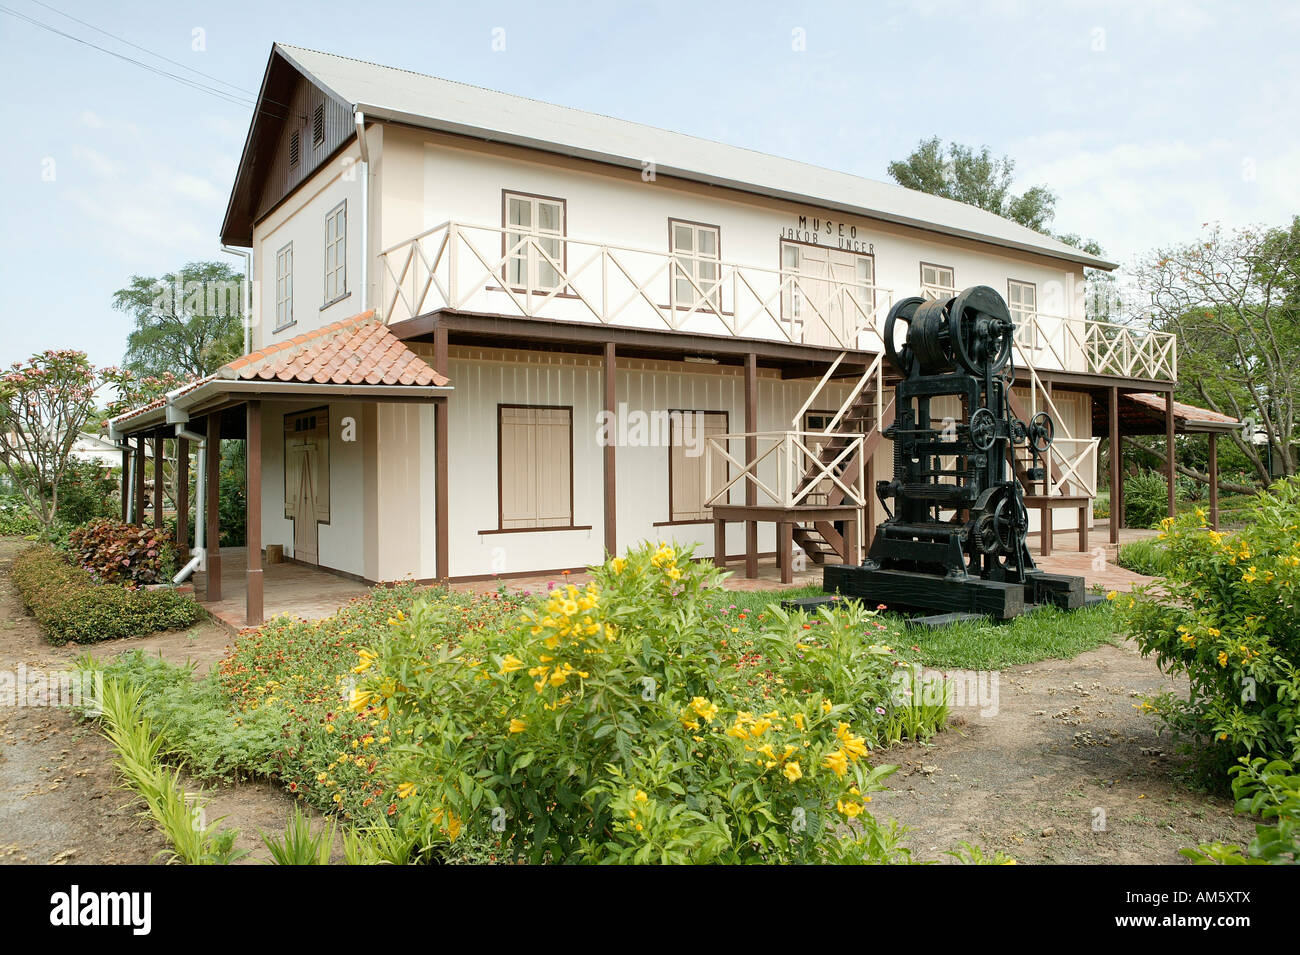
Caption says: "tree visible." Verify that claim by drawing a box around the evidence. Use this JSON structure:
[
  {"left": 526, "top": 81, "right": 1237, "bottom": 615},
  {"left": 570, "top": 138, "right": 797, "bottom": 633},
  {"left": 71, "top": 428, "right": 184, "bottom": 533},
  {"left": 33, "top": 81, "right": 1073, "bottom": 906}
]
[
  {"left": 112, "top": 261, "right": 245, "bottom": 378},
  {"left": 887, "top": 137, "right": 1059, "bottom": 230},
  {"left": 0, "top": 350, "right": 102, "bottom": 534},
  {"left": 1133, "top": 219, "right": 1300, "bottom": 483}
]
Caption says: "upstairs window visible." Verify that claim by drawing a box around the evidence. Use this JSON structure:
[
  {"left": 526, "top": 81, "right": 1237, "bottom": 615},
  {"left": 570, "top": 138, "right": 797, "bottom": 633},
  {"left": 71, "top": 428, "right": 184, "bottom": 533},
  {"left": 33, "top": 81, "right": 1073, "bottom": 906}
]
[
  {"left": 275, "top": 242, "right": 294, "bottom": 331},
  {"left": 1008, "top": 279, "right": 1038, "bottom": 347},
  {"left": 504, "top": 192, "right": 565, "bottom": 292},
  {"left": 670, "top": 220, "right": 721, "bottom": 311},
  {"left": 920, "top": 262, "right": 955, "bottom": 300},
  {"left": 324, "top": 201, "right": 347, "bottom": 304}
]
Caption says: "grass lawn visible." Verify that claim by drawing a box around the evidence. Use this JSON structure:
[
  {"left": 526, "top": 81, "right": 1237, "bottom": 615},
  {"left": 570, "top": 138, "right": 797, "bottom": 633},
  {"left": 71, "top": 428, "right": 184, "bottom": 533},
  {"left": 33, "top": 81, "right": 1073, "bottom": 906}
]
[{"left": 723, "top": 585, "right": 1121, "bottom": 670}]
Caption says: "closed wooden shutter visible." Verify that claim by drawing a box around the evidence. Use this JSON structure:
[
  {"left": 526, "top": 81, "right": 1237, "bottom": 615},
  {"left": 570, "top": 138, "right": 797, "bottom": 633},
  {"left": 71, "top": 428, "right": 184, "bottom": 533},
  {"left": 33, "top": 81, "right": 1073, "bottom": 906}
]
[
  {"left": 670, "top": 411, "right": 727, "bottom": 521},
  {"left": 500, "top": 406, "right": 572, "bottom": 528}
]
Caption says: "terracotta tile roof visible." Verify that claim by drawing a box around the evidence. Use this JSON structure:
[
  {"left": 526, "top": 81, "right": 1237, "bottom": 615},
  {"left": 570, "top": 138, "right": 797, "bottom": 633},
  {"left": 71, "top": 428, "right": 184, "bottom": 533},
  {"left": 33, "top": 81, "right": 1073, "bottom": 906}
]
[
  {"left": 110, "top": 312, "right": 448, "bottom": 431},
  {"left": 1128, "top": 393, "right": 1241, "bottom": 427},
  {"left": 223, "top": 311, "right": 449, "bottom": 386}
]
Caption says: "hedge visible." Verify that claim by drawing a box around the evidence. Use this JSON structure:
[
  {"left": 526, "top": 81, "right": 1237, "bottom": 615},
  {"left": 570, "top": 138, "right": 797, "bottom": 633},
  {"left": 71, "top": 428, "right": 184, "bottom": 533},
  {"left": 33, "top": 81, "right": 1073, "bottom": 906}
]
[{"left": 11, "top": 545, "right": 206, "bottom": 645}]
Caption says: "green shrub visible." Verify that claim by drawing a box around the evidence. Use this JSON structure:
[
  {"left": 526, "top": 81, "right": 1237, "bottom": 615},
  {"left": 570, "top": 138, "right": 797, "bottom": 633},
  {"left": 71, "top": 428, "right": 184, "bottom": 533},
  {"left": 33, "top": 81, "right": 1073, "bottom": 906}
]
[
  {"left": 1182, "top": 757, "right": 1300, "bottom": 864},
  {"left": 1116, "top": 537, "right": 1172, "bottom": 577},
  {"left": 1115, "top": 480, "right": 1300, "bottom": 780},
  {"left": 12, "top": 545, "right": 204, "bottom": 645},
  {"left": 0, "top": 496, "right": 42, "bottom": 536},
  {"left": 353, "top": 543, "right": 920, "bottom": 864},
  {"left": 1092, "top": 491, "right": 1110, "bottom": 520},
  {"left": 55, "top": 460, "right": 120, "bottom": 526},
  {"left": 1124, "top": 468, "right": 1179, "bottom": 529}
]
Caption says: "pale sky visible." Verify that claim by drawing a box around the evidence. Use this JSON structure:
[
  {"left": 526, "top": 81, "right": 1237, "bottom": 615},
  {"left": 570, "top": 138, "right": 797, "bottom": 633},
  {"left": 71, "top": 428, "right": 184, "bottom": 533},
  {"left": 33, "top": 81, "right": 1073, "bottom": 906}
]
[{"left": 1, "top": 0, "right": 1296, "bottom": 369}]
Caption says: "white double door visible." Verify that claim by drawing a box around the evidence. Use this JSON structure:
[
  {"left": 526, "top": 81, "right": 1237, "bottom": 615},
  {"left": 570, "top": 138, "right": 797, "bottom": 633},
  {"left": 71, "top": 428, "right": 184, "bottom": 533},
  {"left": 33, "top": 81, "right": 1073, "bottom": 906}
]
[{"left": 787, "top": 244, "right": 872, "bottom": 347}]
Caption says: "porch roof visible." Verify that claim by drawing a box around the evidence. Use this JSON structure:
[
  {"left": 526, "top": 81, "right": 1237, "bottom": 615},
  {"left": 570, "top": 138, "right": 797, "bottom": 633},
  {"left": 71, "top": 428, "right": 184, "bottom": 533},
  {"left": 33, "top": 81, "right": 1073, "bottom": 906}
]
[
  {"left": 1122, "top": 393, "right": 1244, "bottom": 435},
  {"left": 107, "top": 311, "right": 451, "bottom": 438}
]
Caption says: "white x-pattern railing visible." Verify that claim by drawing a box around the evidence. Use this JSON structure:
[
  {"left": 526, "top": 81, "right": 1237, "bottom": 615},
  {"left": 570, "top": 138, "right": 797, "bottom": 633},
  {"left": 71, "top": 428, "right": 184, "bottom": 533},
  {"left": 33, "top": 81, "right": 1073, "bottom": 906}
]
[{"left": 704, "top": 430, "right": 867, "bottom": 510}]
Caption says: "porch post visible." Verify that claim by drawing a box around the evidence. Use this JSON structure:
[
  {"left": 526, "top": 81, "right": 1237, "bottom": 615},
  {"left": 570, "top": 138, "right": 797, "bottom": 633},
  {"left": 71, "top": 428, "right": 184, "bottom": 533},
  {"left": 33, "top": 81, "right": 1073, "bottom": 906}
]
[
  {"left": 1165, "top": 391, "right": 1177, "bottom": 518},
  {"left": 245, "top": 400, "right": 263, "bottom": 626},
  {"left": 119, "top": 445, "right": 129, "bottom": 521},
  {"left": 176, "top": 436, "right": 189, "bottom": 550},
  {"left": 133, "top": 438, "right": 145, "bottom": 526},
  {"left": 434, "top": 325, "right": 450, "bottom": 581},
  {"left": 1108, "top": 387, "right": 1121, "bottom": 544},
  {"left": 205, "top": 412, "right": 222, "bottom": 602},
  {"left": 1208, "top": 432, "right": 1220, "bottom": 529},
  {"left": 744, "top": 352, "right": 758, "bottom": 579},
  {"left": 152, "top": 430, "right": 165, "bottom": 529},
  {"left": 603, "top": 341, "right": 617, "bottom": 559}
]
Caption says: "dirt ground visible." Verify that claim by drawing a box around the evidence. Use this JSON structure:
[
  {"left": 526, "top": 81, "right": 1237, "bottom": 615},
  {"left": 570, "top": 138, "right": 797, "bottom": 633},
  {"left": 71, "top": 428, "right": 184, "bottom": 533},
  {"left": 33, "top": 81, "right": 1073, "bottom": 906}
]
[
  {"left": 0, "top": 537, "right": 1257, "bottom": 865},
  {"left": 872, "top": 640, "right": 1256, "bottom": 863},
  {"left": 0, "top": 539, "right": 298, "bottom": 865}
]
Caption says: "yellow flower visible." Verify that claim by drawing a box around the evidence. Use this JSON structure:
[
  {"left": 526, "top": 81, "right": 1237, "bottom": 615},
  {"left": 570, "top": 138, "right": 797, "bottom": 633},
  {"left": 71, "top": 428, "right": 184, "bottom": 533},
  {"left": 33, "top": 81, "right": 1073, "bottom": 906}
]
[
  {"left": 1217, "top": 651, "right": 1229, "bottom": 667},
  {"left": 634, "top": 790, "right": 648, "bottom": 803},
  {"left": 823, "top": 750, "right": 848, "bottom": 777},
  {"left": 508, "top": 718, "right": 527, "bottom": 734},
  {"left": 821, "top": 700, "right": 833, "bottom": 714},
  {"left": 836, "top": 799, "right": 864, "bottom": 818},
  {"left": 689, "top": 696, "right": 719, "bottom": 723},
  {"left": 348, "top": 688, "right": 374, "bottom": 712},
  {"left": 610, "top": 556, "right": 627, "bottom": 574},
  {"left": 1106, "top": 590, "right": 1117, "bottom": 601},
  {"left": 499, "top": 653, "right": 525, "bottom": 674},
  {"left": 352, "top": 648, "right": 377, "bottom": 674},
  {"left": 783, "top": 761, "right": 803, "bottom": 782}
]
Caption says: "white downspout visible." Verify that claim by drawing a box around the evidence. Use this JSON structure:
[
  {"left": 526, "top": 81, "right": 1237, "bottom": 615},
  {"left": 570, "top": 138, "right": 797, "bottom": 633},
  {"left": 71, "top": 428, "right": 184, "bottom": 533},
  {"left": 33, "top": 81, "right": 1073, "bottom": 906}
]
[
  {"left": 354, "top": 110, "right": 369, "bottom": 311},
  {"left": 222, "top": 246, "right": 253, "bottom": 354},
  {"left": 172, "top": 424, "right": 207, "bottom": 585}
]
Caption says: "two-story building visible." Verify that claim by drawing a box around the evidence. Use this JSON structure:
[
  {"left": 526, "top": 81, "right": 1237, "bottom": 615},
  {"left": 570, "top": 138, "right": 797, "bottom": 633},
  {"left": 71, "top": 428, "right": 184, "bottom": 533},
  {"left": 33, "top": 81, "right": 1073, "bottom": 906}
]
[{"left": 110, "top": 43, "right": 1198, "bottom": 626}]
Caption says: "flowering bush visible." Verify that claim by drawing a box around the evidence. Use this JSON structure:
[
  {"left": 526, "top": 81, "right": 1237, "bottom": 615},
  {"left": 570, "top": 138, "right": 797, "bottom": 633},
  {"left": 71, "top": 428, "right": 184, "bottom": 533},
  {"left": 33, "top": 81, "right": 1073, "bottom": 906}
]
[
  {"left": 217, "top": 583, "right": 527, "bottom": 824},
  {"left": 354, "top": 543, "right": 920, "bottom": 864},
  {"left": 1115, "top": 479, "right": 1300, "bottom": 778},
  {"left": 68, "top": 518, "right": 176, "bottom": 585}
]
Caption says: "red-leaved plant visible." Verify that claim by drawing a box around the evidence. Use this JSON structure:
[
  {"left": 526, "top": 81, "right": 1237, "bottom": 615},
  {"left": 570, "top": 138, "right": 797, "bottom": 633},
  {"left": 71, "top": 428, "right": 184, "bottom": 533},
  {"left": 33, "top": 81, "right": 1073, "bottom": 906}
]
[{"left": 67, "top": 518, "right": 177, "bottom": 585}]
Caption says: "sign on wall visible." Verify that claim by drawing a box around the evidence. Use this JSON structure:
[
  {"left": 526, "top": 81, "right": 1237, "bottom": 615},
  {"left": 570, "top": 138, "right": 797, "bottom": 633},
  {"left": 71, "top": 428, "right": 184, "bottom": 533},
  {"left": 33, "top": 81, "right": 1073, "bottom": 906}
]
[{"left": 780, "top": 214, "right": 874, "bottom": 254}]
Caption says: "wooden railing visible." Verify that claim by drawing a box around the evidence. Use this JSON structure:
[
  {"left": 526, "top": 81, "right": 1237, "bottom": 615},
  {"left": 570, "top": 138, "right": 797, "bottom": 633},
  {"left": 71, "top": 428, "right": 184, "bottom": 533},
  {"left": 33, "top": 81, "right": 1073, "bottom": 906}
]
[
  {"left": 704, "top": 431, "right": 867, "bottom": 510},
  {"left": 378, "top": 221, "right": 1176, "bottom": 382}
]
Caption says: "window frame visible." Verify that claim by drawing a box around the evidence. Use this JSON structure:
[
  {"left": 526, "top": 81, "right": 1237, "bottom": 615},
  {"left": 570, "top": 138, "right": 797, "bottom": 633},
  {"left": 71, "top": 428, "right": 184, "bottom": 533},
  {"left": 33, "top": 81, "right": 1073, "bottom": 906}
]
[
  {"left": 668, "top": 218, "right": 722, "bottom": 312},
  {"left": 323, "top": 200, "right": 348, "bottom": 307},
  {"left": 274, "top": 241, "right": 294, "bottom": 332},
  {"left": 920, "top": 262, "right": 956, "bottom": 301},
  {"left": 494, "top": 403, "right": 577, "bottom": 532},
  {"left": 1007, "top": 278, "right": 1038, "bottom": 348},
  {"left": 667, "top": 408, "right": 729, "bottom": 523},
  {"left": 500, "top": 190, "right": 568, "bottom": 295}
]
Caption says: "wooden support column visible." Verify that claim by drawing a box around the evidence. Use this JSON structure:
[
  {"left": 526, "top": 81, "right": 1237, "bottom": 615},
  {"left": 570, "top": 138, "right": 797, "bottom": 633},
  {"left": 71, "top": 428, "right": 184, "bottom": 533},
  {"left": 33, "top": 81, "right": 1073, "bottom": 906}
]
[
  {"left": 713, "top": 519, "right": 727, "bottom": 569},
  {"left": 433, "top": 325, "right": 450, "bottom": 582},
  {"left": 133, "top": 438, "right": 145, "bottom": 526},
  {"left": 245, "top": 401, "right": 263, "bottom": 627},
  {"left": 744, "top": 353, "right": 758, "bottom": 579},
  {"left": 1108, "top": 386, "right": 1121, "bottom": 544},
  {"left": 176, "top": 436, "right": 189, "bottom": 551},
  {"left": 777, "top": 521, "right": 793, "bottom": 584},
  {"left": 1165, "top": 391, "right": 1177, "bottom": 518},
  {"left": 863, "top": 457, "right": 875, "bottom": 554},
  {"left": 119, "top": 445, "right": 130, "bottom": 521},
  {"left": 205, "top": 413, "right": 222, "bottom": 602},
  {"left": 152, "top": 430, "right": 165, "bottom": 528},
  {"left": 603, "top": 341, "right": 617, "bottom": 558},
  {"left": 1208, "top": 432, "right": 1220, "bottom": 529}
]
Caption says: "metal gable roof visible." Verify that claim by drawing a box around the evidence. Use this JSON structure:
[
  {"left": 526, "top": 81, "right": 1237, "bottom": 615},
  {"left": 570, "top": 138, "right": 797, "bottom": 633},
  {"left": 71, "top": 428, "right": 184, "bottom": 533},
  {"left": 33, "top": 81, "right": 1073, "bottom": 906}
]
[{"left": 264, "top": 43, "right": 1114, "bottom": 271}]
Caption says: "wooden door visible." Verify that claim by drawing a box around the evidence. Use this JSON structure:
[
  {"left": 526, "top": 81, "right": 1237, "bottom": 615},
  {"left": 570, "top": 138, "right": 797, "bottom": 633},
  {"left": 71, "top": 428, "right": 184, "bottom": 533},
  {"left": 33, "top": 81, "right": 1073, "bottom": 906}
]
[{"left": 290, "top": 444, "right": 319, "bottom": 565}]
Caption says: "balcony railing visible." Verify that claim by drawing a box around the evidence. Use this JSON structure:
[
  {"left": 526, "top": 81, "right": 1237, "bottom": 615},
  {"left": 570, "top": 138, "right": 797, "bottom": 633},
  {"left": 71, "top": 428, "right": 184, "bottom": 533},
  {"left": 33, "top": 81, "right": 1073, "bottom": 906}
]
[
  {"left": 704, "top": 431, "right": 868, "bottom": 509},
  {"left": 378, "top": 220, "right": 1176, "bottom": 382}
]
